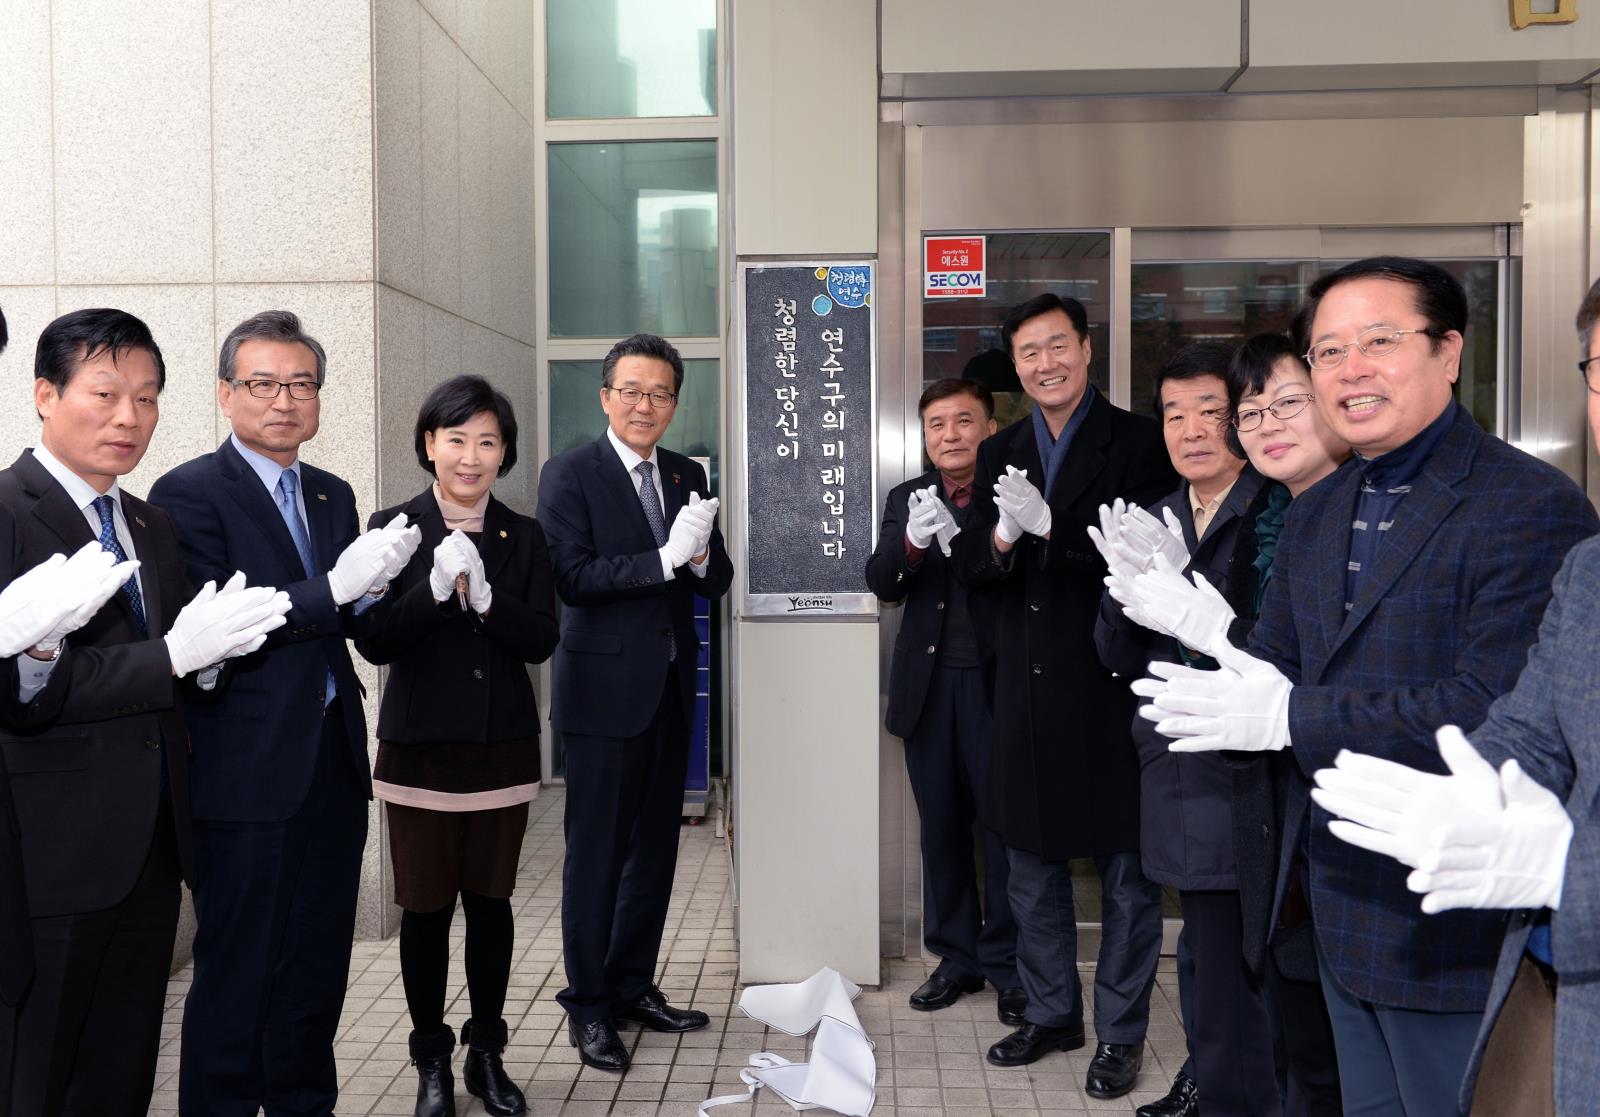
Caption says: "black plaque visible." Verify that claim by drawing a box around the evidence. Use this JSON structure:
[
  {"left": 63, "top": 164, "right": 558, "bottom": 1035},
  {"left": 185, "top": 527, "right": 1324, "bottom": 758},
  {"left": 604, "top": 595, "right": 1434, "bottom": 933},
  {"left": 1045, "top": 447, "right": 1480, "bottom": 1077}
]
[{"left": 741, "top": 263, "right": 875, "bottom": 614}]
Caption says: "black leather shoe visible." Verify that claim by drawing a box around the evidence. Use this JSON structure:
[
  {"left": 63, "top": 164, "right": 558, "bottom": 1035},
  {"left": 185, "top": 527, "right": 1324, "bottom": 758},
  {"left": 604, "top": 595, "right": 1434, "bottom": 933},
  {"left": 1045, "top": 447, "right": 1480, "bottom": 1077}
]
[
  {"left": 996, "top": 986, "right": 1027, "bottom": 1026},
  {"left": 985, "top": 1022, "right": 1086, "bottom": 1067},
  {"left": 908, "top": 970, "right": 985, "bottom": 1011},
  {"left": 408, "top": 1026, "right": 457, "bottom": 1117},
  {"left": 1135, "top": 1069, "right": 1197, "bottom": 1117},
  {"left": 1085, "top": 1041, "right": 1144, "bottom": 1099},
  {"left": 462, "top": 1019, "right": 526, "bottom": 1116},
  {"left": 568, "top": 1018, "right": 630, "bottom": 1072},
  {"left": 615, "top": 985, "right": 710, "bottom": 1032}
]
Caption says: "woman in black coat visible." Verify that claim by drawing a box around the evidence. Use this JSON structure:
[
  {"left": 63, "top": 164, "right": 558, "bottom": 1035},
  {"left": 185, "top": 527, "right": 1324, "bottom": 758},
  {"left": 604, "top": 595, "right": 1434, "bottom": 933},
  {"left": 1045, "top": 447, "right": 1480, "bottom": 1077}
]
[{"left": 355, "top": 375, "right": 558, "bottom": 1117}]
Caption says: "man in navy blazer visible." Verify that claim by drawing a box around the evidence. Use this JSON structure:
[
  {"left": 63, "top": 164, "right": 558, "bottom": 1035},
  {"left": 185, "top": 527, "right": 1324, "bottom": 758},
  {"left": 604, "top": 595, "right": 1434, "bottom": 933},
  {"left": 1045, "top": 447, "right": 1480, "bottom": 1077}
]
[
  {"left": 1137, "top": 258, "right": 1598, "bottom": 1114},
  {"left": 149, "top": 311, "right": 420, "bottom": 1117},
  {"left": 536, "top": 333, "right": 733, "bottom": 1072},
  {"left": 864, "top": 377, "right": 1022, "bottom": 1023}
]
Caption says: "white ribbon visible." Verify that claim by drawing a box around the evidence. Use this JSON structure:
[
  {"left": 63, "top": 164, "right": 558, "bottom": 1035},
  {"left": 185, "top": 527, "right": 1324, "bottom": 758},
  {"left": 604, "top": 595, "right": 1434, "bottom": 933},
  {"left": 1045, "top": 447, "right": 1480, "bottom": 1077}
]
[{"left": 698, "top": 966, "right": 876, "bottom": 1116}]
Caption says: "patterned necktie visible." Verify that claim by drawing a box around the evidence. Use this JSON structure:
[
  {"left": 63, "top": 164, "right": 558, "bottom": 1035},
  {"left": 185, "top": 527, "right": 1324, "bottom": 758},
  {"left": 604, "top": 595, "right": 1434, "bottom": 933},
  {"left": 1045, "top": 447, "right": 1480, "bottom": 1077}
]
[
  {"left": 277, "top": 470, "right": 336, "bottom": 703},
  {"left": 634, "top": 461, "right": 676, "bottom": 662},
  {"left": 92, "top": 495, "right": 146, "bottom": 633}
]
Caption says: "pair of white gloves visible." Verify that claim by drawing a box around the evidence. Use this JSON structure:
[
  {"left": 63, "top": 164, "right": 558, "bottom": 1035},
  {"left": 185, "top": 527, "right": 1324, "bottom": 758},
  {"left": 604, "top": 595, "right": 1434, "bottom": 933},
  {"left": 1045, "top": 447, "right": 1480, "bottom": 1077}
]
[
  {"left": 0, "top": 540, "right": 294, "bottom": 678},
  {"left": 663, "top": 493, "right": 720, "bottom": 569},
  {"left": 992, "top": 466, "right": 1051, "bottom": 544},
  {"left": 1090, "top": 497, "right": 1572, "bottom": 915},
  {"left": 428, "top": 530, "right": 492, "bottom": 614},
  {"left": 904, "top": 486, "right": 960, "bottom": 557}
]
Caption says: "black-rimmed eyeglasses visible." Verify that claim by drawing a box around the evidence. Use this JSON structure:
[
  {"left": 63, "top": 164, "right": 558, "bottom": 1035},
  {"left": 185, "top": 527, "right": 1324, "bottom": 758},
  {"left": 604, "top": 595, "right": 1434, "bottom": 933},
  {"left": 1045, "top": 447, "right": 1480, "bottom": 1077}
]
[
  {"left": 1579, "top": 357, "right": 1600, "bottom": 394},
  {"left": 606, "top": 386, "right": 678, "bottom": 409},
  {"left": 230, "top": 378, "right": 321, "bottom": 400},
  {"left": 1232, "top": 394, "right": 1315, "bottom": 432}
]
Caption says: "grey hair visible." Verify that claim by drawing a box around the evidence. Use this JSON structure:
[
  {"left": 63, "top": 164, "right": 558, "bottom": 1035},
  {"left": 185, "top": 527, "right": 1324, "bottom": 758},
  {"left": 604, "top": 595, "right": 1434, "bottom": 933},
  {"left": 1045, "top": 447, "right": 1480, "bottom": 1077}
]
[{"left": 217, "top": 310, "right": 328, "bottom": 384}]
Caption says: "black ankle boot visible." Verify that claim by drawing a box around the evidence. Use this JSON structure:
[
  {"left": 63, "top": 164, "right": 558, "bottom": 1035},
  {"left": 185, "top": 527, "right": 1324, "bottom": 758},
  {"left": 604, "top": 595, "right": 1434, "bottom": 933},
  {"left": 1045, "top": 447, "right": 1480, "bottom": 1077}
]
[
  {"left": 408, "top": 1026, "right": 457, "bottom": 1117},
  {"left": 462, "top": 1018, "right": 526, "bottom": 1116}
]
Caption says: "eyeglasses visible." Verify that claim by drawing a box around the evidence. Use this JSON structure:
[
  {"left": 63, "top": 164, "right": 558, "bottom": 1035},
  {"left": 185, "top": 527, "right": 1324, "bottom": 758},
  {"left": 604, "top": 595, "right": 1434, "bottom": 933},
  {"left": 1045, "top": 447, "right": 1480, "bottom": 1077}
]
[
  {"left": 606, "top": 386, "right": 678, "bottom": 409},
  {"left": 1304, "top": 327, "right": 1432, "bottom": 371},
  {"left": 1580, "top": 357, "right": 1600, "bottom": 394},
  {"left": 230, "top": 378, "right": 321, "bottom": 400},
  {"left": 1232, "top": 394, "right": 1315, "bottom": 432}
]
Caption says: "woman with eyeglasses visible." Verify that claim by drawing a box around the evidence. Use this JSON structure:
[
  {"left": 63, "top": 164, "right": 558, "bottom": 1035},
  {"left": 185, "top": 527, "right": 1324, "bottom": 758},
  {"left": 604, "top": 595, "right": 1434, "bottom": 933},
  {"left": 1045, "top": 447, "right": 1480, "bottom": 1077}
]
[
  {"left": 355, "top": 375, "right": 558, "bottom": 1117},
  {"left": 1107, "top": 331, "right": 1350, "bottom": 1117}
]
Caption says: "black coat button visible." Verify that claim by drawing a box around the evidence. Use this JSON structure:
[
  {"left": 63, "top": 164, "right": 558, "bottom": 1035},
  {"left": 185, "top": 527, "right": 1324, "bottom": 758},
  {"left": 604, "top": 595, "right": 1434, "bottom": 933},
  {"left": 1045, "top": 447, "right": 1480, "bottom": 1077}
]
[
  {"left": 1029, "top": 603, "right": 1040, "bottom": 612},
  {"left": 145, "top": 739, "right": 159, "bottom": 751},
  {"left": 926, "top": 645, "right": 936, "bottom": 654},
  {"left": 473, "top": 668, "right": 484, "bottom": 680},
  {"left": 1031, "top": 664, "right": 1042, "bottom": 675},
  {"left": 936, "top": 601, "right": 945, "bottom": 611}
]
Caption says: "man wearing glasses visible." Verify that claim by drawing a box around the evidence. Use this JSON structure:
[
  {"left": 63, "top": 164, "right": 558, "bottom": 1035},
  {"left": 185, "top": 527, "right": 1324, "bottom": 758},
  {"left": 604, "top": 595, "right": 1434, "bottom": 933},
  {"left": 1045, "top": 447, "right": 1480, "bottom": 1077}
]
[
  {"left": 536, "top": 332, "right": 733, "bottom": 1072},
  {"left": 1135, "top": 258, "right": 1597, "bottom": 1113},
  {"left": 149, "top": 310, "right": 421, "bottom": 1116}
]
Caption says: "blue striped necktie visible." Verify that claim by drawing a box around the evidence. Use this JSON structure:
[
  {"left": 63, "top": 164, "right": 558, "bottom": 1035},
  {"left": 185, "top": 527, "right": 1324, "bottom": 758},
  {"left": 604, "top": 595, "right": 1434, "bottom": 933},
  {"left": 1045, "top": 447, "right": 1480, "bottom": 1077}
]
[
  {"left": 276, "top": 470, "right": 335, "bottom": 703},
  {"left": 92, "top": 495, "right": 145, "bottom": 633}
]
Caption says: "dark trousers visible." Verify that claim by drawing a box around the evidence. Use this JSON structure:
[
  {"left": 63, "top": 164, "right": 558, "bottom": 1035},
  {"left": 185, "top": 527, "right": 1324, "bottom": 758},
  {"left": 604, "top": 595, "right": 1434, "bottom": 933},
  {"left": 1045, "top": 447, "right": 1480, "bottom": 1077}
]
[
  {"left": 558, "top": 676, "right": 689, "bottom": 1024},
  {"left": 180, "top": 708, "right": 368, "bottom": 1117},
  {"left": 1317, "top": 952, "right": 1483, "bottom": 1117},
  {"left": 1176, "top": 889, "right": 1281, "bottom": 1117},
  {"left": 1006, "top": 847, "right": 1161, "bottom": 1042},
  {"left": 1265, "top": 949, "right": 1343, "bottom": 1117},
  {"left": 903, "top": 664, "right": 1017, "bottom": 989},
  {"left": 0, "top": 799, "right": 180, "bottom": 1117}
]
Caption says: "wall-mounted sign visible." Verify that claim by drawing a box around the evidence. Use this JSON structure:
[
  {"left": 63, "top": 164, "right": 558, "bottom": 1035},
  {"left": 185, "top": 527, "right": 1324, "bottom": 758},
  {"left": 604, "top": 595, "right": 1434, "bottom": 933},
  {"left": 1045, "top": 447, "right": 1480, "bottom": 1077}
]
[
  {"left": 924, "top": 235, "right": 986, "bottom": 299},
  {"left": 739, "top": 262, "right": 876, "bottom": 618},
  {"left": 1511, "top": 0, "right": 1576, "bottom": 27}
]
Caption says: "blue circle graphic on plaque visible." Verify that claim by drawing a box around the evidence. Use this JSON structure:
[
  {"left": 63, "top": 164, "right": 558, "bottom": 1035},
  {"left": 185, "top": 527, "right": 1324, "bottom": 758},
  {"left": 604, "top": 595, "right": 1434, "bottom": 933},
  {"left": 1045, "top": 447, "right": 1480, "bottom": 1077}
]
[{"left": 812, "top": 294, "right": 833, "bottom": 316}]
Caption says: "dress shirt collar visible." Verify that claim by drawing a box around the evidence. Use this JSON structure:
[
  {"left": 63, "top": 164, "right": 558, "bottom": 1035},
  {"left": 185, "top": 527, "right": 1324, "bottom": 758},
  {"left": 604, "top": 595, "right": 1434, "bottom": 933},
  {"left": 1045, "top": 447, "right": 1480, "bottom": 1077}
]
[
  {"left": 230, "top": 432, "right": 302, "bottom": 494},
  {"left": 1190, "top": 476, "right": 1239, "bottom": 538},
  {"left": 937, "top": 472, "right": 974, "bottom": 508},
  {"left": 605, "top": 427, "right": 661, "bottom": 477},
  {"left": 31, "top": 443, "right": 123, "bottom": 512}
]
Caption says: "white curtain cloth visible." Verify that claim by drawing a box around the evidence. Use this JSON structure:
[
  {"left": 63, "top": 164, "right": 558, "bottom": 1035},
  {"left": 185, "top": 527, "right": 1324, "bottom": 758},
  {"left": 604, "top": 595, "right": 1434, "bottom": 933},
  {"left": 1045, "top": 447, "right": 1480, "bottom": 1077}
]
[{"left": 698, "top": 966, "right": 876, "bottom": 1116}]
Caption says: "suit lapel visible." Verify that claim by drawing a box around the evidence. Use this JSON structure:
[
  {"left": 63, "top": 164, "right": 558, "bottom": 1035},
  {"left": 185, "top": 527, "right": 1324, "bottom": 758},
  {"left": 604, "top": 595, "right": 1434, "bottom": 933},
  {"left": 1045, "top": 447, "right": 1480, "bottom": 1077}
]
[
  {"left": 299, "top": 466, "right": 337, "bottom": 577},
  {"left": 593, "top": 435, "right": 658, "bottom": 547},
  {"left": 658, "top": 452, "right": 686, "bottom": 524},
  {"left": 217, "top": 441, "right": 314, "bottom": 581},
  {"left": 479, "top": 496, "right": 515, "bottom": 583},
  {"left": 1305, "top": 464, "right": 1361, "bottom": 668},
  {"left": 1192, "top": 466, "right": 1265, "bottom": 563},
  {"left": 121, "top": 495, "right": 164, "bottom": 635},
  {"left": 1040, "top": 395, "right": 1111, "bottom": 516}
]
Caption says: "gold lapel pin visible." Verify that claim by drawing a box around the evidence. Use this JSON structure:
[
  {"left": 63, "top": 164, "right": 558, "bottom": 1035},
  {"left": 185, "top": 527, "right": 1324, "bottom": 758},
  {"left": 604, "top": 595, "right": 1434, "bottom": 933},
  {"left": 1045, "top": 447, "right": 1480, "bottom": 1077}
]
[
  {"left": 317, "top": 492, "right": 328, "bottom": 501},
  {"left": 499, "top": 530, "right": 508, "bottom": 538}
]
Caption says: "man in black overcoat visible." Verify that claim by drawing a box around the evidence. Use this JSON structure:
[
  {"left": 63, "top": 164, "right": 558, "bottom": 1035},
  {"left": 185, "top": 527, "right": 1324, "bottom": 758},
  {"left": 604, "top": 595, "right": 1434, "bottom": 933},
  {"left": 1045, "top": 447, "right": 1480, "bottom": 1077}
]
[{"left": 951, "top": 294, "right": 1177, "bottom": 1099}]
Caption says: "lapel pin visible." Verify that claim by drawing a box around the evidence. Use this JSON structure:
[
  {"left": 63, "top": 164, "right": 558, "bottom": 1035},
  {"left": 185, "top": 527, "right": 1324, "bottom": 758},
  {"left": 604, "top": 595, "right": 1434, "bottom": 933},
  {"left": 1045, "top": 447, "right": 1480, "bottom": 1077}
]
[
  {"left": 499, "top": 530, "right": 508, "bottom": 538},
  {"left": 672, "top": 473, "right": 681, "bottom": 485},
  {"left": 317, "top": 492, "right": 328, "bottom": 501},
  {"left": 134, "top": 515, "right": 146, "bottom": 528}
]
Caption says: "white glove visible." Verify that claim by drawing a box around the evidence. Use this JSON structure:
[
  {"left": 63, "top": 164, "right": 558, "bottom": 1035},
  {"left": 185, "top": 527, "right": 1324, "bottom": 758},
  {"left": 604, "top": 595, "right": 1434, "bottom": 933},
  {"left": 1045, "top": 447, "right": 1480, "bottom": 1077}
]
[
  {"left": 664, "top": 494, "right": 717, "bottom": 568},
  {"left": 429, "top": 534, "right": 472, "bottom": 604},
  {"left": 0, "top": 542, "right": 141, "bottom": 656},
  {"left": 933, "top": 515, "right": 960, "bottom": 559},
  {"left": 994, "top": 466, "right": 1051, "bottom": 540},
  {"left": 1088, "top": 499, "right": 1143, "bottom": 585},
  {"left": 1119, "top": 552, "right": 1237, "bottom": 656},
  {"left": 452, "top": 530, "right": 492, "bottom": 615},
  {"left": 685, "top": 492, "right": 720, "bottom": 559},
  {"left": 1131, "top": 641, "right": 1293, "bottom": 752},
  {"left": 328, "top": 513, "right": 417, "bottom": 605},
  {"left": 165, "top": 575, "right": 291, "bottom": 677},
  {"left": 1114, "top": 504, "right": 1190, "bottom": 575},
  {"left": 905, "top": 486, "right": 944, "bottom": 550},
  {"left": 1314, "top": 726, "right": 1573, "bottom": 913}
]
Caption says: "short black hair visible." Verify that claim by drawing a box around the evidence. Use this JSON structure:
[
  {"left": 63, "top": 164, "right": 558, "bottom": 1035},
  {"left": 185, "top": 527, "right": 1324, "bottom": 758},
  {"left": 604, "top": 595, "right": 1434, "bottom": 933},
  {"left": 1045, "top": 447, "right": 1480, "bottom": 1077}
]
[
  {"left": 602, "top": 333, "right": 684, "bottom": 393},
  {"left": 0, "top": 304, "right": 9, "bottom": 356},
  {"left": 1577, "top": 277, "right": 1600, "bottom": 353},
  {"left": 1223, "top": 332, "right": 1304, "bottom": 456},
  {"left": 218, "top": 310, "right": 328, "bottom": 384},
  {"left": 414, "top": 374, "right": 519, "bottom": 478},
  {"left": 1000, "top": 293, "right": 1090, "bottom": 356},
  {"left": 34, "top": 307, "right": 166, "bottom": 393},
  {"left": 918, "top": 377, "right": 994, "bottom": 420},
  {"left": 1150, "top": 340, "right": 1236, "bottom": 419},
  {"left": 1303, "top": 256, "right": 1468, "bottom": 354}
]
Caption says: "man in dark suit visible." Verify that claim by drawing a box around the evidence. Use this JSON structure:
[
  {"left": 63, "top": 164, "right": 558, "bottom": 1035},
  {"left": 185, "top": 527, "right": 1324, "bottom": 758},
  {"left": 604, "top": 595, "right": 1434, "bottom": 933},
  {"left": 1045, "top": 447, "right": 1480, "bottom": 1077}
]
[
  {"left": 149, "top": 310, "right": 420, "bottom": 1117},
  {"left": 536, "top": 332, "right": 734, "bottom": 1072},
  {"left": 1138, "top": 258, "right": 1598, "bottom": 1114},
  {"left": 864, "top": 377, "right": 1022, "bottom": 1023},
  {"left": 950, "top": 294, "right": 1177, "bottom": 1098},
  {"left": 1094, "top": 342, "right": 1277, "bottom": 1117},
  {"left": 0, "top": 307, "right": 289, "bottom": 1117}
]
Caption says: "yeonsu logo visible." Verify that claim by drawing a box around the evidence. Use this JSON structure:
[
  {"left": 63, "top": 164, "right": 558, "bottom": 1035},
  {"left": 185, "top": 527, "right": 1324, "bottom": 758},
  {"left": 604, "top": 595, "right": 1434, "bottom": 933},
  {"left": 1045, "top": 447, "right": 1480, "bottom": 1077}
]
[{"left": 787, "top": 595, "right": 834, "bottom": 613}]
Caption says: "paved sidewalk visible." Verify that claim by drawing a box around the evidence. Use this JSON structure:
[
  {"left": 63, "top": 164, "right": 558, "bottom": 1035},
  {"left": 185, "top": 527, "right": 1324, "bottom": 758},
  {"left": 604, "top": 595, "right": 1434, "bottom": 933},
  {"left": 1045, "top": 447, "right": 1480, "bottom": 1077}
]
[{"left": 150, "top": 787, "right": 1185, "bottom": 1115}]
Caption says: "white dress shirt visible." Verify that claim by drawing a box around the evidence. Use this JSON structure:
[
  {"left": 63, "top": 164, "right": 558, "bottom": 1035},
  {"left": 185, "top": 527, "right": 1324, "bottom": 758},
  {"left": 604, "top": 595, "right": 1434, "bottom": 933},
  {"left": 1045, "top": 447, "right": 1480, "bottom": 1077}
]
[{"left": 605, "top": 428, "right": 709, "bottom": 582}]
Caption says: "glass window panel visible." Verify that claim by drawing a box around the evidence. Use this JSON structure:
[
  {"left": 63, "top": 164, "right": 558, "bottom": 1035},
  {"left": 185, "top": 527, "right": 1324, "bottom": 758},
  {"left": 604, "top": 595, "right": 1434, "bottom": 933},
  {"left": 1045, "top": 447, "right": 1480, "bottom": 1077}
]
[
  {"left": 545, "top": 358, "right": 721, "bottom": 776},
  {"left": 1129, "top": 258, "right": 1505, "bottom": 435},
  {"left": 548, "top": 0, "right": 716, "bottom": 119},
  {"left": 922, "top": 232, "right": 1111, "bottom": 433},
  {"left": 549, "top": 141, "right": 718, "bottom": 339}
]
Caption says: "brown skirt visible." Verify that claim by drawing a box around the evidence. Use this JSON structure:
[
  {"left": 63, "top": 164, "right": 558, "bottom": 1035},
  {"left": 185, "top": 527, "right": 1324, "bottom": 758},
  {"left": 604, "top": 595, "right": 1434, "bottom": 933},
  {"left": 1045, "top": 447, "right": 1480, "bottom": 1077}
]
[{"left": 386, "top": 799, "right": 529, "bottom": 912}]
